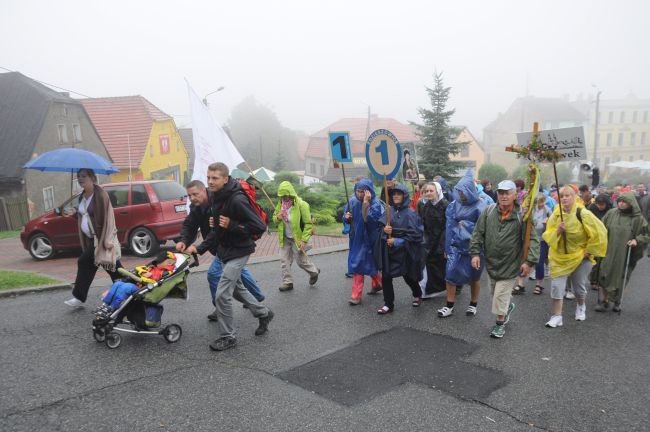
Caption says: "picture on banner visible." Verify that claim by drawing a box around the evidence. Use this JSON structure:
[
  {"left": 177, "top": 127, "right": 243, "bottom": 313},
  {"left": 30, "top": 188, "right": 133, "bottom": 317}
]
[{"left": 401, "top": 142, "right": 420, "bottom": 183}]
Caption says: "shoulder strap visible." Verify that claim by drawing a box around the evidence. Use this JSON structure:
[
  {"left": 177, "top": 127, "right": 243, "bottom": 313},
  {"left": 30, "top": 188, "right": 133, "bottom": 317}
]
[{"left": 576, "top": 207, "right": 583, "bottom": 224}]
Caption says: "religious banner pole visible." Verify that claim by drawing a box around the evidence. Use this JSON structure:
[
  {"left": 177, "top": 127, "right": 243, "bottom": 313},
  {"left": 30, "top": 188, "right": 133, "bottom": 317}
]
[{"left": 341, "top": 163, "right": 351, "bottom": 208}]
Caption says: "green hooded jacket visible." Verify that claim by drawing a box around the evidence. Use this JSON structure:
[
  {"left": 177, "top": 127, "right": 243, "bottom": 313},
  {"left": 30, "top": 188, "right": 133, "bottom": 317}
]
[
  {"left": 470, "top": 202, "right": 540, "bottom": 281},
  {"left": 598, "top": 192, "right": 650, "bottom": 292},
  {"left": 273, "top": 181, "right": 313, "bottom": 247}
]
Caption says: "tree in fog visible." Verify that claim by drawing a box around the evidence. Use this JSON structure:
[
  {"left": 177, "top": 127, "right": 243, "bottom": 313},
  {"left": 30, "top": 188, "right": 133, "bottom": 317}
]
[
  {"left": 227, "top": 96, "right": 300, "bottom": 170},
  {"left": 411, "top": 72, "right": 464, "bottom": 180}
]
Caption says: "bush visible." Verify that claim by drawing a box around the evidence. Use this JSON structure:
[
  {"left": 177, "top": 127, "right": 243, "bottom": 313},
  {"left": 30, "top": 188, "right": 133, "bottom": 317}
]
[{"left": 478, "top": 162, "right": 508, "bottom": 185}]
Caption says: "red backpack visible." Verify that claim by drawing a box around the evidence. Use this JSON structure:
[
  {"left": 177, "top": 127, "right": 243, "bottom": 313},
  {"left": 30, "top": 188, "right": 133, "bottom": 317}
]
[{"left": 236, "top": 179, "right": 267, "bottom": 239}]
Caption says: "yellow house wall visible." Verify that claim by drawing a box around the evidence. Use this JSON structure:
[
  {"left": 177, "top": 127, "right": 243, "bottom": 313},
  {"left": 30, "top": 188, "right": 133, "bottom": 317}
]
[
  {"left": 110, "top": 169, "right": 143, "bottom": 183},
  {"left": 451, "top": 129, "right": 485, "bottom": 171},
  {"left": 139, "top": 120, "right": 189, "bottom": 182}
]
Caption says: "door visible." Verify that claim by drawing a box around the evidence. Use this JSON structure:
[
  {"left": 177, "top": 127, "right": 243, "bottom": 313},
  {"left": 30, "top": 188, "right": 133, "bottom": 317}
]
[{"left": 103, "top": 185, "right": 131, "bottom": 243}]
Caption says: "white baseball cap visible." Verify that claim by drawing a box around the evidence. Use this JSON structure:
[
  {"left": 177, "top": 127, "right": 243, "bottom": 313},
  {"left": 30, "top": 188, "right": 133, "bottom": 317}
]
[{"left": 497, "top": 180, "right": 516, "bottom": 191}]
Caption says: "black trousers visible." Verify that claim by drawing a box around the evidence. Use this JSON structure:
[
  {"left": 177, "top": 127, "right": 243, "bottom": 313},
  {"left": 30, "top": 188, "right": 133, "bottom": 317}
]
[
  {"left": 425, "top": 252, "right": 447, "bottom": 295},
  {"left": 72, "top": 245, "right": 122, "bottom": 303},
  {"left": 382, "top": 273, "right": 422, "bottom": 309}
]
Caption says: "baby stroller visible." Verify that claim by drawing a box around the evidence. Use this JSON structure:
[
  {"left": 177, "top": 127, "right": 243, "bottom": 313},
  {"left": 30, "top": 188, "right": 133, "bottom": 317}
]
[{"left": 92, "top": 252, "right": 199, "bottom": 349}]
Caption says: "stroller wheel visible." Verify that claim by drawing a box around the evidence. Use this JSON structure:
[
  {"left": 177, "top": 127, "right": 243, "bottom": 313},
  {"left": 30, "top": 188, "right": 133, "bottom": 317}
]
[
  {"left": 93, "top": 328, "right": 106, "bottom": 343},
  {"left": 163, "top": 324, "right": 182, "bottom": 343},
  {"left": 105, "top": 332, "right": 122, "bottom": 349}
]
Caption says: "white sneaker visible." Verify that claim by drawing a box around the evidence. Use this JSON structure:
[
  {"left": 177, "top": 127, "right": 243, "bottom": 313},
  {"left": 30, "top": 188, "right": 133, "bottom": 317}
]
[
  {"left": 575, "top": 304, "right": 586, "bottom": 321},
  {"left": 465, "top": 305, "right": 477, "bottom": 316},
  {"left": 545, "top": 315, "right": 563, "bottom": 328},
  {"left": 437, "top": 306, "right": 454, "bottom": 317},
  {"left": 529, "top": 270, "right": 536, "bottom": 280},
  {"left": 565, "top": 291, "right": 576, "bottom": 300},
  {"left": 64, "top": 297, "right": 83, "bottom": 307}
]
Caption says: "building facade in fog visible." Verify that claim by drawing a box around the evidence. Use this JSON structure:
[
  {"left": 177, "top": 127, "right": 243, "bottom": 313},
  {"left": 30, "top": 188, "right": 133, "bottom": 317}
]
[
  {"left": 0, "top": 72, "right": 110, "bottom": 226},
  {"left": 82, "top": 96, "right": 188, "bottom": 184}
]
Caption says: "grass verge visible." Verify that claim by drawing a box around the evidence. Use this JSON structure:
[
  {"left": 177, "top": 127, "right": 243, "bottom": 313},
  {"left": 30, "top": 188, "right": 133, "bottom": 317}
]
[
  {"left": 0, "top": 269, "right": 60, "bottom": 291},
  {"left": 0, "top": 229, "right": 21, "bottom": 240}
]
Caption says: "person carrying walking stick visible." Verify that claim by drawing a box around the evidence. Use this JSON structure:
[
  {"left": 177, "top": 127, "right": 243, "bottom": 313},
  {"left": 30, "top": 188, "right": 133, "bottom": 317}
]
[{"left": 597, "top": 192, "right": 650, "bottom": 313}]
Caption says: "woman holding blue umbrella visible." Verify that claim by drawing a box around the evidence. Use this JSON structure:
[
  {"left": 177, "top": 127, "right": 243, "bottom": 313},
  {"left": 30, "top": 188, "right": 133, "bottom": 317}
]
[{"left": 64, "top": 168, "right": 122, "bottom": 307}]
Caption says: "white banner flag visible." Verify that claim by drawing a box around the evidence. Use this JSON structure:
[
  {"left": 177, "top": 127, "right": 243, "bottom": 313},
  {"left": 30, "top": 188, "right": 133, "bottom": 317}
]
[{"left": 186, "top": 80, "right": 245, "bottom": 181}]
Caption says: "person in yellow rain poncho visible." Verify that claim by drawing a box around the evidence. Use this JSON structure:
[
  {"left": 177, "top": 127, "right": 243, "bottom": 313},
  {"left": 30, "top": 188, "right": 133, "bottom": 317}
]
[{"left": 542, "top": 186, "right": 608, "bottom": 328}]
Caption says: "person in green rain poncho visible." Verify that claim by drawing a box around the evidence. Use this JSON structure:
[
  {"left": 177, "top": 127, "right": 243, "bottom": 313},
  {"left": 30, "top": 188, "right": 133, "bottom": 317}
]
[{"left": 597, "top": 192, "right": 650, "bottom": 313}]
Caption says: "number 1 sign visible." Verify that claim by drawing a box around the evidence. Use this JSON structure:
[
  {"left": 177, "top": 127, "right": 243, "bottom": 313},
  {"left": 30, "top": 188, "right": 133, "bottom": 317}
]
[
  {"left": 328, "top": 132, "right": 352, "bottom": 163},
  {"left": 365, "top": 129, "right": 402, "bottom": 180}
]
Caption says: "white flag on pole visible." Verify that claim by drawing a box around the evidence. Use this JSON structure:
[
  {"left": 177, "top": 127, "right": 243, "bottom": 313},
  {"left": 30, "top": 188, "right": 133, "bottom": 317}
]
[{"left": 186, "top": 80, "right": 244, "bottom": 181}]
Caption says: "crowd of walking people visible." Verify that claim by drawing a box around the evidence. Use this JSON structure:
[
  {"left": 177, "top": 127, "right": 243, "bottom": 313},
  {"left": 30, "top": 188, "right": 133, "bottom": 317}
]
[{"left": 64, "top": 162, "right": 650, "bottom": 349}]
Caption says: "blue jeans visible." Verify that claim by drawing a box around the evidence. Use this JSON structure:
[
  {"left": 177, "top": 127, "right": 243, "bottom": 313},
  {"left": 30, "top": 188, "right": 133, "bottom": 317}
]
[{"left": 207, "top": 255, "right": 265, "bottom": 305}]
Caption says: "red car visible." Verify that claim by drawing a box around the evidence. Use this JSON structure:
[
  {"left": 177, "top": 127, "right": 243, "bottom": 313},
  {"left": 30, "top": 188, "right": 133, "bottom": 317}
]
[{"left": 21, "top": 180, "right": 188, "bottom": 260}]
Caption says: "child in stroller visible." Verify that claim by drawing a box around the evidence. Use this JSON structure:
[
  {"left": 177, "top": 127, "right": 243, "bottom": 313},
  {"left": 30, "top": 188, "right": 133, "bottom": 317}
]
[
  {"left": 92, "top": 251, "right": 198, "bottom": 349},
  {"left": 95, "top": 251, "right": 177, "bottom": 317}
]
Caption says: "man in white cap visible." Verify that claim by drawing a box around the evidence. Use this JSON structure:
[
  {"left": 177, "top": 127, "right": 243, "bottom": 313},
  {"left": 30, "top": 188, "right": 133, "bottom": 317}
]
[{"left": 469, "top": 180, "right": 540, "bottom": 338}]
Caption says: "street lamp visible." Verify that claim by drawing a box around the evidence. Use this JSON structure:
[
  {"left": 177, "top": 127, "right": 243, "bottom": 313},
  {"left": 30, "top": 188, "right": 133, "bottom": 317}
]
[
  {"left": 592, "top": 84, "right": 602, "bottom": 168},
  {"left": 203, "top": 86, "right": 225, "bottom": 106}
]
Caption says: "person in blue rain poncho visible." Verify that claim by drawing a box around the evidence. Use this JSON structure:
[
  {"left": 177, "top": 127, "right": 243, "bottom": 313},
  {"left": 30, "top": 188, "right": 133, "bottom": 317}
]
[
  {"left": 374, "top": 183, "right": 424, "bottom": 314},
  {"left": 343, "top": 179, "right": 384, "bottom": 305},
  {"left": 438, "top": 170, "right": 487, "bottom": 318}
]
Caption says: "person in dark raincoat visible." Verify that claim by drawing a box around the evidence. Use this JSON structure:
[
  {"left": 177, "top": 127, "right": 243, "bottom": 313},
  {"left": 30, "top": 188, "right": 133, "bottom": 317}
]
[
  {"left": 597, "top": 192, "right": 650, "bottom": 313},
  {"left": 343, "top": 178, "right": 384, "bottom": 305},
  {"left": 438, "top": 170, "right": 487, "bottom": 318},
  {"left": 374, "top": 183, "right": 424, "bottom": 314},
  {"left": 418, "top": 182, "right": 448, "bottom": 297},
  {"left": 587, "top": 193, "right": 613, "bottom": 290}
]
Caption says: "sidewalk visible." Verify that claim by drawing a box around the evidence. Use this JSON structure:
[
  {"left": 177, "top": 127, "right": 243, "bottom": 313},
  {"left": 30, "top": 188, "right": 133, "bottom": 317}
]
[{"left": 0, "top": 232, "right": 348, "bottom": 296}]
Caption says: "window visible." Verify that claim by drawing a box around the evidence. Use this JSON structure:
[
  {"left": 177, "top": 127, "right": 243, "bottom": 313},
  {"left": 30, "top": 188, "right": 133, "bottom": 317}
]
[
  {"left": 630, "top": 132, "right": 636, "bottom": 146},
  {"left": 606, "top": 133, "right": 612, "bottom": 147},
  {"left": 72, "top": 124, "right": 82, "bottom": 143},
  {"left": 632, "top": 111, "right": 638, "bottom": 123},
  {"left": 42, "top": 186, "right": 54, "bottom": 211},
  {"left": 131, "top": 184, "right": 149, "bottom": 205},
  {"left": 151, "top": 181, "right": 186, "bottom": 201},
  {"left": 57, "top": 124, "right": 68, "bottom": 144},
  {"left": 641, "top": 132, "right": 647, "bottom": 145},
  {"left": 460, "top": 144, "right": 469, "bottom": 157},
  {"left": 309, "top": 162, "right": 316, "bottom": 174},
  {"left": 104, "top": 185, "right": 129, "bottom": 208},
  {"left": 319, "top": 165, "right": 324, "bottom": 176},
  {"left": 620, "top": 111, "right": 625, "bottom": 123},
  {"left": 618, "top": 132, "right": 624, "bottom": 146},
  {"left": 644, "top": 111, "right": 649, "bottom": 123},
  {"left": 608, "top": 112, "right": 614, "bottom": 123}
]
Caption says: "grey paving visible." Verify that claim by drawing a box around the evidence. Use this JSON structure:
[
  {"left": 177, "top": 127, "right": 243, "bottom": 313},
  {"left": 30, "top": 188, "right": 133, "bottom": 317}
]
[{"left": 1, "top": 250, "right": 649, "bottom": 431}]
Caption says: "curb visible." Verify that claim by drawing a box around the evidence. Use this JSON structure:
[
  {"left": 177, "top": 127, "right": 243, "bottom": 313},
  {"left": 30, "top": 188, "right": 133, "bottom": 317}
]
[{"left": 2, "top": 243, "right": 349, "bottom": 298}]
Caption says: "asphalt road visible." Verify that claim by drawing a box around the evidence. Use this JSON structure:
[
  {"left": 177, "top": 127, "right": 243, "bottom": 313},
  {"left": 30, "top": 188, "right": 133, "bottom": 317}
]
[{"left": 1, "top": 251, "right": 648, "bottom": 432}]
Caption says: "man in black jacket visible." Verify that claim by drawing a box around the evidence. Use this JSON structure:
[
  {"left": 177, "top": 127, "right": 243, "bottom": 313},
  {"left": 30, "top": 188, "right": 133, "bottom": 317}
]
[
  {"left": 176, "top": 180, "right": 265, "bottom": 321},
  {"left": 185, "top": 163, "right": 274, "bottom": 351}
]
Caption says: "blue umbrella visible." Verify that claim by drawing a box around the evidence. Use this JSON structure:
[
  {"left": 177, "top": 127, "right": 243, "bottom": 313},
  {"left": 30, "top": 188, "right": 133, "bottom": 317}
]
[{"left": 23, "top": 148, "right": 119, "bottom": 174}]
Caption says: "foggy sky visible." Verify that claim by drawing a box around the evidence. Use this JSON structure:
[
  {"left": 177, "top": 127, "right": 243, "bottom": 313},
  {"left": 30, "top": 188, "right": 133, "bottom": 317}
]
[{"left": 1, "top": 0, "right": 648, "bottom": 139}]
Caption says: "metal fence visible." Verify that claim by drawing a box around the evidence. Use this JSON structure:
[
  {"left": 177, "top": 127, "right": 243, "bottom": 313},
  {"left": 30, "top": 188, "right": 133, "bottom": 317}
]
[{"left": 0, "top": 196, "right": 29, "bottom": 231}]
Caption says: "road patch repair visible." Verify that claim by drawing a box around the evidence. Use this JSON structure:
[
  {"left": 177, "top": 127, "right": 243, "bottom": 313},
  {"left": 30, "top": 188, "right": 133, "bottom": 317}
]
[{"left": 277, "top": 327, "right": 507, "bottom": 406}]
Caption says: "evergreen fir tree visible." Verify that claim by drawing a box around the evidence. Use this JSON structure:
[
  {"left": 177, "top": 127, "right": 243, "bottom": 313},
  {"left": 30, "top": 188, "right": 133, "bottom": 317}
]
[{"left": 411, "top": 72, "right": 465, "bottom": 180}]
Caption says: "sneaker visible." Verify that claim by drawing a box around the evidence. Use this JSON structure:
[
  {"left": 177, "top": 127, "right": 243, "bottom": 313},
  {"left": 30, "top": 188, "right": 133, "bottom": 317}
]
[
  {"left": 309, "top": 269, "right": 320, "bottom": 285},
  {"left": 345, "top": 272, "right": 353, "bottom": 278},
  {"left": 412, "top": 297, "right": 422, "bottom": 307},
  {"left": 437, "top": 306, "right": 454, "bottom": 317},
  {"left": 466, "top": 305, "right": 477, "bottom": 316},
  {"left": 348, "top": 298, "right": 361, "bottom": 305},
  {"left": 209, "top": 336, "right": 237, "bottom": 351},
  {"left": 565, "top": 291, "right": 576, "bottom": 300},
  {"left": 255, "top": 310, "right": 274, "bottom": 336},
  {"left": 377, "top": 305, "right": 393, "bottom": 315},
  {"left": 207, "top": 310, "right": 219, "bottom": 321},
  {"left": 504, "top": 303, "right": 516, "bottom": 324},
  {"left": 64, "top": 297, "right": 83, "bottom": 307},
  {"left": 545, "top": 315, "right": 563, "bottom": 328},
  {"left": 490, "top": 324, "right": 505, "bottom": 338},
  {"left": 575, "top": 303, "right": 586, "bottom": 321},
  {"left": 278, "top": 283, "right": 294, "bottom": 292}
]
